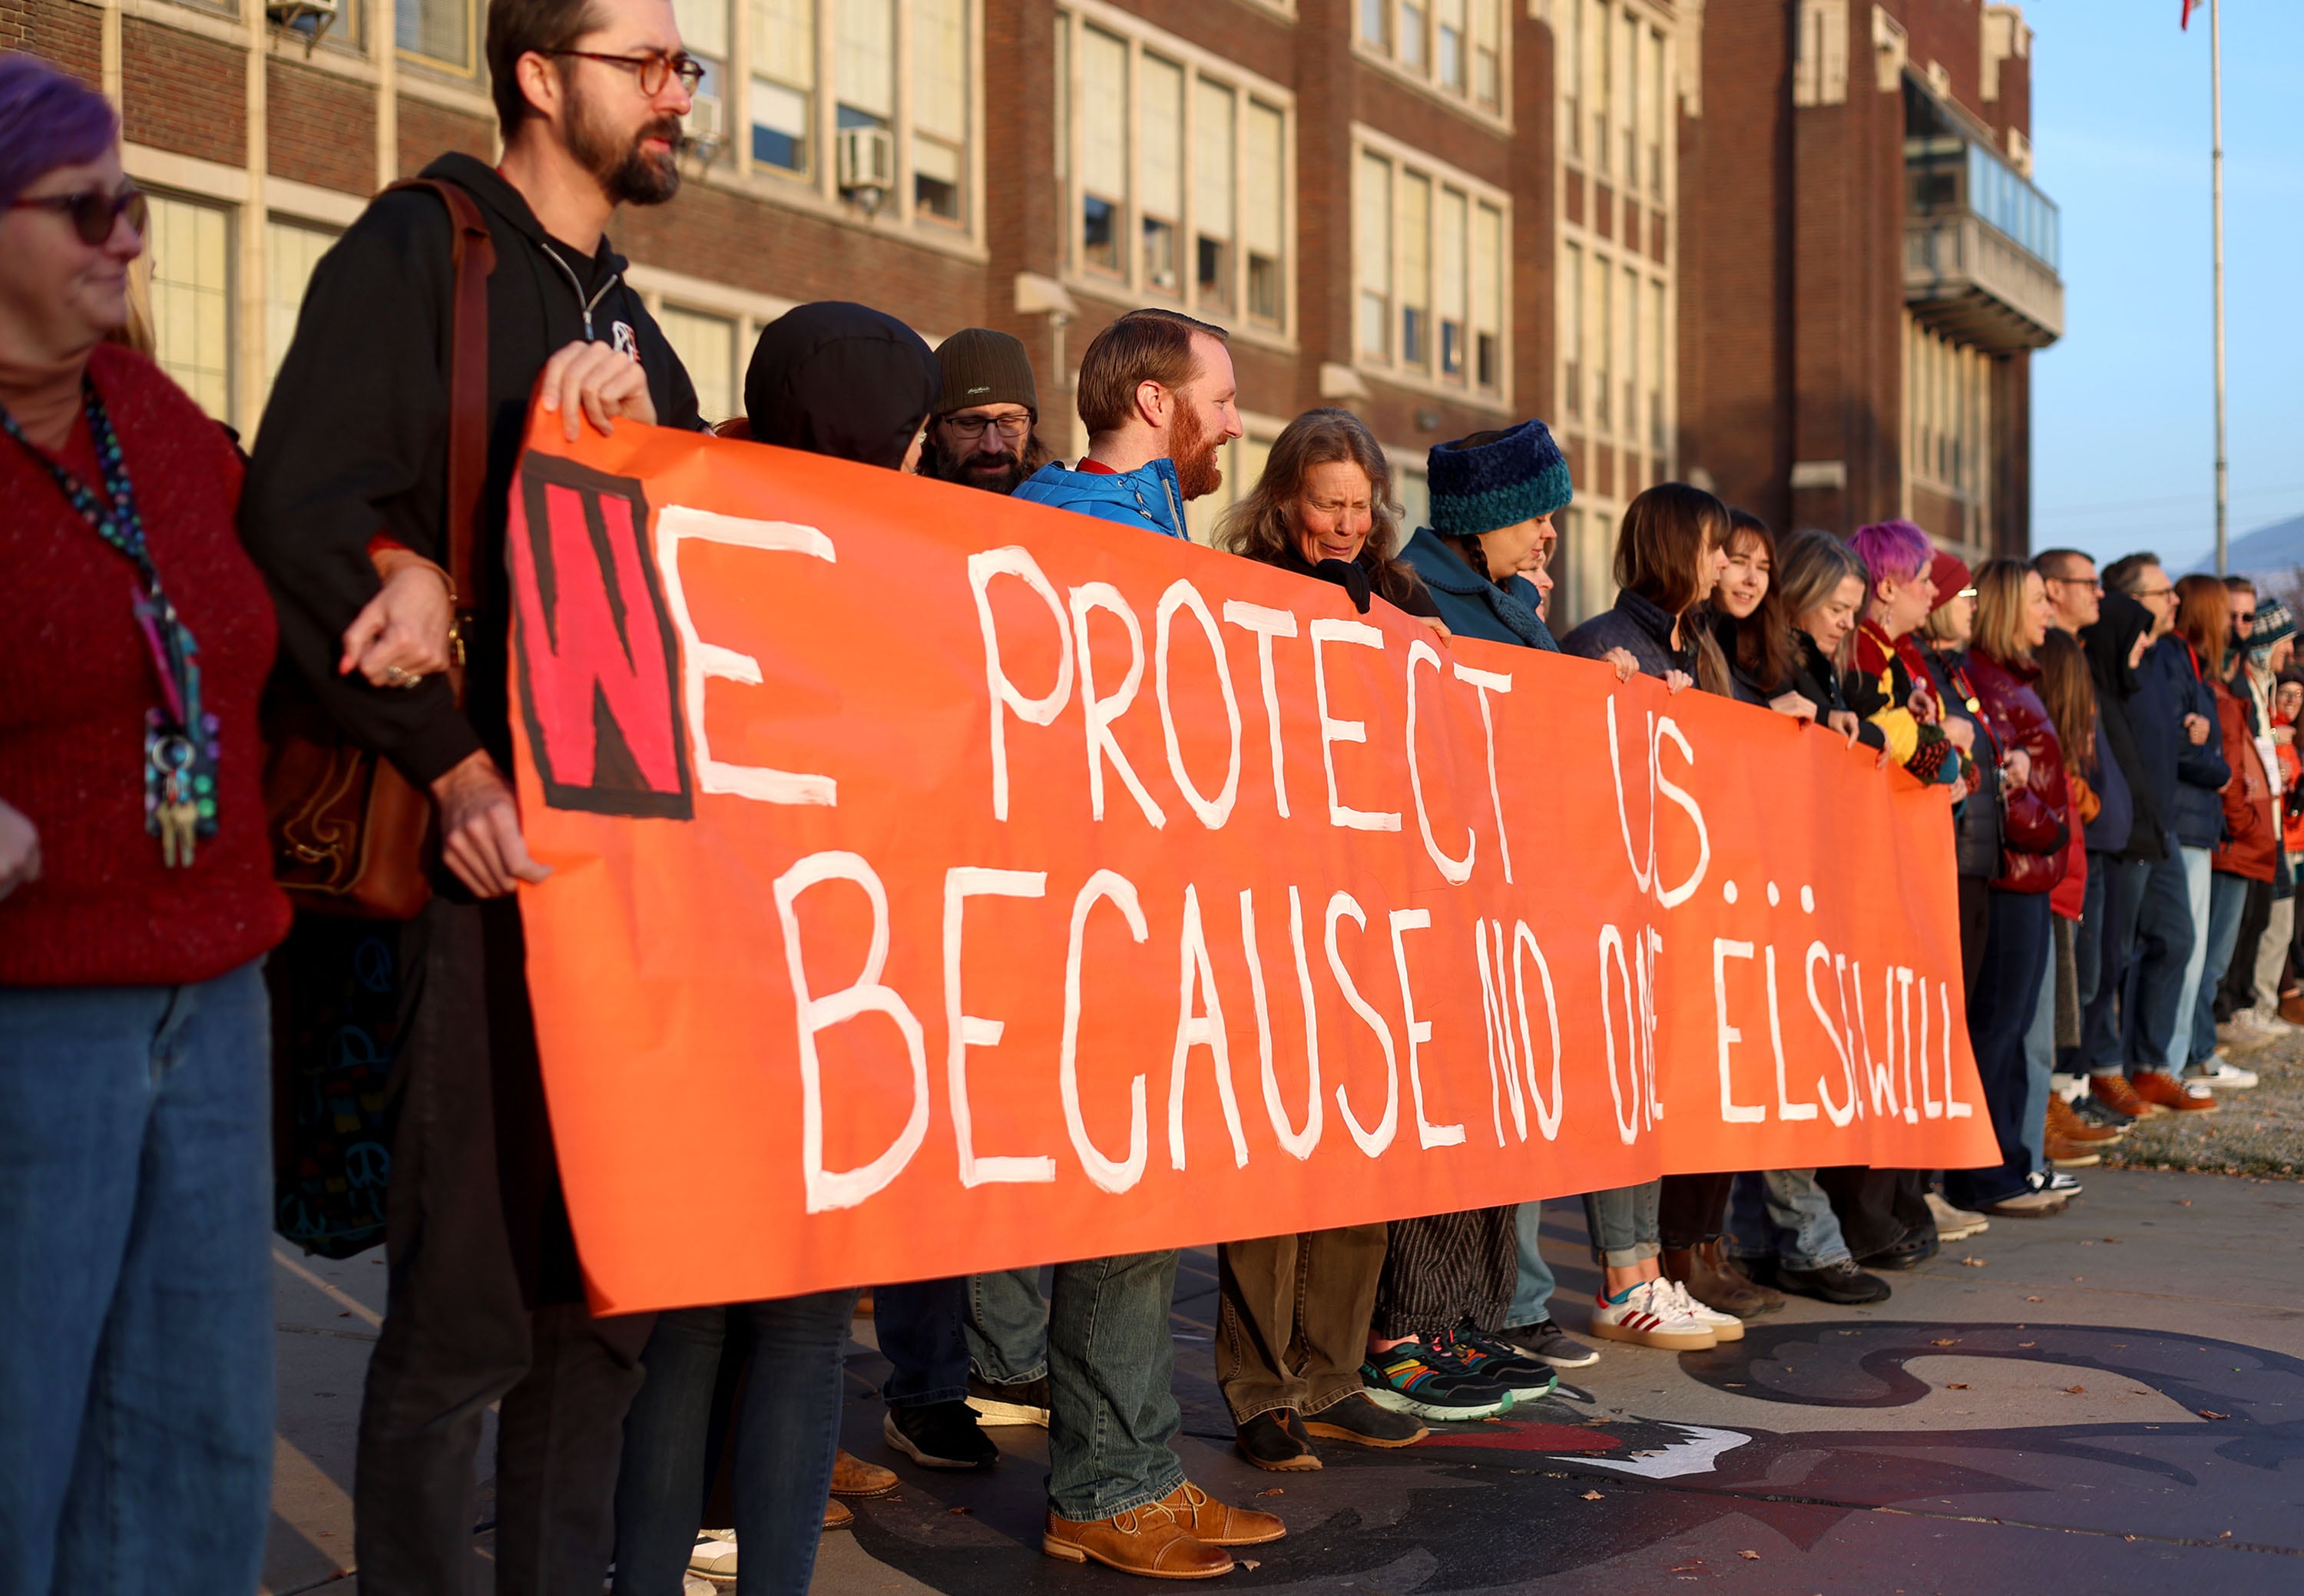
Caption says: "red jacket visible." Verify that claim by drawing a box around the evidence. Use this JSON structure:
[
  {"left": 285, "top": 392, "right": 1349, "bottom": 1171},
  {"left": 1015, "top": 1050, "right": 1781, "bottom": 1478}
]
[
  {"left": 1968, "top": 648, "right": 2072, "bottom": 894},
  {"left": 2210, "top": 682, "right": 2276, "bottom": 882}
]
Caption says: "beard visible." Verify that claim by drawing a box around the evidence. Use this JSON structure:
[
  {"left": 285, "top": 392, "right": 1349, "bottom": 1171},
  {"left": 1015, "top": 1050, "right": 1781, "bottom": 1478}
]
[
  {"left": 927, "top": 443, "right": 1028, "bottom": 496},
  {"left": 567, "top": 84, "right": 684, "bottom": 207},
  {"left": 1171, "top": 402, "right": 1224, "bottom": 501}
]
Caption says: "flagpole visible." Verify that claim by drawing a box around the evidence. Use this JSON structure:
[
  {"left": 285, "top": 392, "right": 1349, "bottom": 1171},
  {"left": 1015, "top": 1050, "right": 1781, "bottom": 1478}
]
[{"left": 2212, "top": 0, "right": 2229, "bottom": 574}]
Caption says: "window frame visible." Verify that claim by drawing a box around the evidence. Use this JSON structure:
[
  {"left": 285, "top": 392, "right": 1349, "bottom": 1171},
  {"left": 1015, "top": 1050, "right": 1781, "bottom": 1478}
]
[
  {"left": 396, "top": 0, "right": 480, "bottom": 77},
  {"left": 1352, "top": 0, "right": 1511, "bottom": 126},
  {"left": 1056, "top": 0, "right": 1297, "bottom": 348},
  {"left": 1349, "top": 122, "right": 1511, "bottom": 409}
]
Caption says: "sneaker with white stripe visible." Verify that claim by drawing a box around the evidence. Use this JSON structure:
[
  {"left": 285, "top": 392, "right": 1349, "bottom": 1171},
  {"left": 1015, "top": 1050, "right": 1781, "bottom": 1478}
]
[{"left": 1587, "top": 1279, "right": 1716, "bottom": 1351}]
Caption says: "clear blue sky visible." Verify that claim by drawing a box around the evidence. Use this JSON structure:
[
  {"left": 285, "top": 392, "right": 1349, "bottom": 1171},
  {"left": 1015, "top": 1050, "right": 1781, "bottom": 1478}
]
[{"left": 2026, "top": 0, "right": 2304, "bottom": 569}]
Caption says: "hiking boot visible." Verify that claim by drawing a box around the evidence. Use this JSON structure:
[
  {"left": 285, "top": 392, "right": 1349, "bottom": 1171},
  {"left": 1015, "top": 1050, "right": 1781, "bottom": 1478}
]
[
  {"left": 1301, "top": 1392, "right": 1427, "bottom": 1448},
  {"left": 1662, "top": 1240, "right": 1783, "bottom": 1318},
  {"left": 2090, "top": 1073, "right": 2161, "bottom": 1119},
  {"left": 2131, "top": 1069, "right": 2217, "bottom": 1114},
  {"left": 1495, "top": 1318, "right": 1601, "bottom": 1369},
  {"left": 2045, "top": 1091, "right": 2121, "bottom": 1143},
  {"left": 1774, "top": 1259, "right": 1891, "bottom": 1305},
  {"left": 965, "top": 1372, "right": 1051, "bottom": 1427},
  {"left": 884, "top": 1401, "right": 998, "bottom": 1470},
  {"left": 1233, "top": 1409, "right": 1319, "bottom": 1472}
]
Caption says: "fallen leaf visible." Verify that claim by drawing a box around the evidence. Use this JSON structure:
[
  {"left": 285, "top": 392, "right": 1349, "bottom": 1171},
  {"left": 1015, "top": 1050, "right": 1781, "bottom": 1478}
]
[
  {"left": 1240, "top": 1560, "right": 1261, "bottom": 1571},
  {"left": 2102, "top": 1237, "right": 2122, "bottom": 1244},
  {"left": 1930, "top": 1338, "right": 1957, "bottom": 1346},
  {"left": 2025, "top": 1296, "right": 2044, "bottom": 1303},
  {"left": 2198, "top": 1409, "right": 2230, "bottom": 1420},
  {"left": 947, "top": 1505, "right": 972, "bottom": 1515},
  {"left": 2019, "top": 1342, "right": 2035, "bottom": 1348},
  {"left": 2220, "top": 1531, "right": 2233, "bottom": 1538},
  {"left": 2180, "top": 1198, "right": 2192, "bottom": 1206},
  {"left": 1738, "top": 1549, "right": 1762, "bottom": 1560},
  {"left": 1582, "top": 1490, "right": 1605, "bottom": 1501},
  {"left": 1255, "top": 1488, "right": 1285, "bottom": 1497},
  {"left": 1958, "top": 1257, "right": 1987, "bottom": 1267},
  {"left": 2080, "top": 1240, "right": 2094, "bottom": 1247},
  {"left": 1947, "top": 1382, "right": 1970, "bottom": 1390},
  {"left": 2064, "top": 1386, "right": 2087, "bottom": 1395}
]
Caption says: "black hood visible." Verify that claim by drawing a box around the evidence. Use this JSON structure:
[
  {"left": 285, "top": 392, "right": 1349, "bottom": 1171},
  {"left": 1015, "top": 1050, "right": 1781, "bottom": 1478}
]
[
  {"left": 2081, "top": 591, "right": 2153, "bottom": 700},
  {"left": 744, "top": 302, "right": 938, "bottom": 470}
]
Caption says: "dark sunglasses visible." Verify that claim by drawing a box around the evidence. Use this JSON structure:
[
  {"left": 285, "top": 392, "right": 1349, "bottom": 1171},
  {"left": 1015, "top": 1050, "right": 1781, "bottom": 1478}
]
[{"left": 7, "top": 182, "right": 149, "bottom": 246}]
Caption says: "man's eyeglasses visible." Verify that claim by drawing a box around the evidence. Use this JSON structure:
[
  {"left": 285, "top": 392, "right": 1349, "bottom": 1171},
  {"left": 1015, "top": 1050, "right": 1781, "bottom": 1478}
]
[
  {"left": 8, "top": 183, "right": 147, "bottom": 247},
  {"left": 940, "top": 413, "right": 1032, "bottom": 444},
  {"left": 543, "top": 49, "right": 706, "bottom": 97},
  {"left": 2134, "top": 586, "right": 2177, "bottom": 601},
  {"left": 2045, "top": 574, "right": 2104, "bottom": 593}
]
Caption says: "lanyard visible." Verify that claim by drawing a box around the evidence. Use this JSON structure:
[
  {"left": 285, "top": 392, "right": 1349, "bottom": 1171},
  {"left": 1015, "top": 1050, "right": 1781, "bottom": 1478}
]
[{"left": 1, "top": 380, "right": 204, "bottom": 737}]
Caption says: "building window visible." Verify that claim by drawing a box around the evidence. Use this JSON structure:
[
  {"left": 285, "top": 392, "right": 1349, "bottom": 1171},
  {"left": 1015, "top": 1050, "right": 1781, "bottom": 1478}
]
[
  {"left": 750, "top": 0, "right": 813, "bottom": 173},
  {"left": 1622, "top": 265, "right": 1637, "bottom": 445},
  {"left": 659, "top": 305, "right": 740, "bottom": 425},
  {"left": 835, "top": 0, "right": 894, "bottom": 137},
  {"left": 1359, "top": 0, "right": 1502, "bottom": 113},
  {"left": 397, "top": 0, "right": 472, "bottom": 70},
  {"left": 1561, "top": 241, "right": 1582, "bottom": 416},
  {"left": 146, "top": 193, "right": 232, "bottom": 422},
  {"left": 1060, "top": 8, "right": 1291, "bottom": 330},
  {"left": 1648, "top": 276, "right": 1667, "bottom": 452},
  {"left": 1562, "top": 0, "right": 1581, "bottom": 158},
  {"left": 1592, "top": 0, "right": 1610, "bottom": 177},
  {"left": 673, "top": 0, "right": 730, "bottom": 153},
  {"left": 263, "top": 219, "right": 336, "bottom": 406},
  {"left": 1395, "top": 459, "right": 1431, "bottom": 534},
  {"left": 1183, "top": 428, "right": 1276, "bottom": 545},
  {"left": 912, "top": 0, "right": 966, "bottom": 220},
  {"left": 1354, "top": 136, "right": 1506, "bottom": 396},
  {"left": 1593, "top": 257, "right": 1610, "bottom": 428},
  {"left": 1649, "top": 25, "right": 1667, "bottom": 196}
]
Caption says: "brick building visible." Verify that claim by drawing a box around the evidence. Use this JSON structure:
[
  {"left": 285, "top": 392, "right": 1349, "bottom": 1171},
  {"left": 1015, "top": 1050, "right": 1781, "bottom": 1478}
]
[
  {"left": 1674, "top": 0, "right": 2061, "bottom": 565},
  {"left": 3, "top": 0, "right": 2050, "bottom": 618}
]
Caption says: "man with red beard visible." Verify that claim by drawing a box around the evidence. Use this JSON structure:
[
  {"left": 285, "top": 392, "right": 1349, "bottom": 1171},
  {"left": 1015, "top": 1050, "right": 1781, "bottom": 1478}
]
[
  {"left": 241, "top": 0, "right": 703, "bottom": 1588},
  {"left": 1013, "top": 307, "right": 1243, "bottom": 539}
]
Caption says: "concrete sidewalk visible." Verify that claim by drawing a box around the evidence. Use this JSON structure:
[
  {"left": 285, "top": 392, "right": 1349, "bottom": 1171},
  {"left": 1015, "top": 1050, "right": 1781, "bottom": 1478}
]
[{"left": 263, "top": 1165, "right": 2303, "bottom": 1594}]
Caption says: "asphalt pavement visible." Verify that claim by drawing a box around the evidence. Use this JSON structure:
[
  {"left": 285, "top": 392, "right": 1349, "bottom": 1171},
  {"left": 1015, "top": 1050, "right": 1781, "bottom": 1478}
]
[{"left": 263, "top": 1165, "right": 2304, "bottom": 1596}]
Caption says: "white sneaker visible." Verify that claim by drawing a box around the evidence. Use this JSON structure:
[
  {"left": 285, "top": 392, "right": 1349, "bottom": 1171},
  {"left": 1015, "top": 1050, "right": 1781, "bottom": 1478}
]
[
  {"left": 1926, "top": 1190, "right": 1990, "bottom": 1242},
  {"left": 689, "top": 1529, "right": 738, "bottom": 1584},
  {"left": 1588, "top": 1279, "right": 1716, "bottom": 1350},
  {"left": 2186, "top": 1058, "right": 2259, "bottom": 1089},
  {"left": 1665, "top": 1279, "right": 1745, "bottom": 1343}
]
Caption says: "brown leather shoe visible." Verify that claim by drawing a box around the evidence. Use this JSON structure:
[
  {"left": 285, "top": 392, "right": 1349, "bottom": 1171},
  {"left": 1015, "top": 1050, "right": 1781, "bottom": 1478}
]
[
  {"left": 2131, "top": 1069, "right": 2217, "bottom": 1114},
  {"left": 1043, "top": 1502, "right": 1233, "bottom": 1578},
  {"left": 1664, "top": 1240, "right": 1783, "bottom": 1318},
  {"left": 1157, "top": 1481, "right": 1287, "bottom": 1547},
  {"left": 2045, "top": 1091, "right": 2121, "bottom": 1143},
  {"left": 824, "top": 1497, "right": 854, "bottom": 1531},
  {"left": 2045, "top": 1130, "right": 2102, "bottom": 1167},
  {"left": 2090, "top": 1072, "right": 2160, "bottom": 1119},
  {"left": 830, "top": 1449, "right": 898, "bottom": 1498}
]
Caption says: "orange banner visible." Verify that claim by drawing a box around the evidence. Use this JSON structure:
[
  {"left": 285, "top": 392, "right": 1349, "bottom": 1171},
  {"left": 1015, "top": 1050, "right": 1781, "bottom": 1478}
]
[{"left": 502, "top": 411, "right": 1998, "bottom": 1315}]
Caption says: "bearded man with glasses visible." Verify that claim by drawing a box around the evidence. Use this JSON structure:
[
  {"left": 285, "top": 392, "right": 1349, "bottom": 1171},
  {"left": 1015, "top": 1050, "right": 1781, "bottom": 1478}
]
[{"left": 241, "top": 0, "right": 707, "bottom": 1588}]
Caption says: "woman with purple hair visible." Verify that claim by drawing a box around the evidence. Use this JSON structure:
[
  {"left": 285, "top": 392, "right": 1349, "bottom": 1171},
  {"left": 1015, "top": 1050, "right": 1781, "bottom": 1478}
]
[
  {"left": 1847, "top": 518, "right": 1978, "bottom": 792},
  {"left": 0, "top": 52, "right": 289, "bottom": 1593}
]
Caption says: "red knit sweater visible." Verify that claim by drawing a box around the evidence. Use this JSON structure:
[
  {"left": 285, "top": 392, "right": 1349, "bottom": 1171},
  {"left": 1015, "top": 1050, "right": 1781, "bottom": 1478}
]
[{"left": 1, "top": 345, "right": 290, "bottom": 986}]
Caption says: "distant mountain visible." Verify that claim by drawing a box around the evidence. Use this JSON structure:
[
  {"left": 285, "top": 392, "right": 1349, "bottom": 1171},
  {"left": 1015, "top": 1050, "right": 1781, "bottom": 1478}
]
[{"left": 2182, "top": 512, "right": 2304, "bottom": 582}]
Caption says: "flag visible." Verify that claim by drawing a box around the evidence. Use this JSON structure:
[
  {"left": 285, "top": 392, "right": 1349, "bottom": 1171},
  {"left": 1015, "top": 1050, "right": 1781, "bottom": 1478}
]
[{"left": 2182, "top": 0, "right": 2200, "bottom": 28}]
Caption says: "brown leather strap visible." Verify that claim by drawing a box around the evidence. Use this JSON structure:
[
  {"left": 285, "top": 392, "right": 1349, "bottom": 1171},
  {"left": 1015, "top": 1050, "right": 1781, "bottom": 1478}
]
[{"left": 384, "top": 177, "right": 495, "bottom": 643}]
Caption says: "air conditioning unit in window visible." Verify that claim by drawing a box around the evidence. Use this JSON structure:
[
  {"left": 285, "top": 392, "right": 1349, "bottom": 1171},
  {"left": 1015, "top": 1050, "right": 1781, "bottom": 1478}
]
[
  {"left": 265, "top": 0, "right": 336, "bottom": 48},
  {"left": 837, "top": 124, "right": 896, "bottom": 215},
  {"left": 684, "top": 92, "right": 725, "bottom": 167}
]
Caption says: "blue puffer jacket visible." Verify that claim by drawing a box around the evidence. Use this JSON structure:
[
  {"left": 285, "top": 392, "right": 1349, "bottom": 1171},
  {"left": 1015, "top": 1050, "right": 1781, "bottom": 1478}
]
[
  {"left": 1011, "top": 458, "right": 1190, "bottom": 539},
  {"left": 2140, "top": 634, "right": 2232, "bottom": 849},
  {"left": 1395, "top": 528, "right": 1558, "bottom": 651}
]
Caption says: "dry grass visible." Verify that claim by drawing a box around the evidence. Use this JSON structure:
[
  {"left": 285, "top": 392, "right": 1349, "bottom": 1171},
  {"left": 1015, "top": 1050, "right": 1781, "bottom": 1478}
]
[{"left": 2100, "top": 1024, "right": 2304, "bottom": 1180}]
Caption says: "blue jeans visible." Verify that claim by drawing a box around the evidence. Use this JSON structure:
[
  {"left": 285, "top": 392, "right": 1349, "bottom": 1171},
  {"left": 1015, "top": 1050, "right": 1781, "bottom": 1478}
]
[
  {"left": 1946, "top": 891, "right": 2051, "bottom": 1210},
  {"left": 2020, "top": 935, "right": 2057, "bottom": 1176},
  {"left": 2193, "top": 872, "right": 2253, "bottom": 1065},
  {"left": 965, "top": 1267, "right": 1048, "bottom": 1383},
  {"left": 2074, "top": 853, "right": 2128, "bottom": 1074},
  {"left": 1508, "top": 1200, "right": 1555, "bottom": 1325},
  {"left": 876, "top": 1276, "right": 968, "bottom": 1408},
  {"left": 1047, "top": 1250, "right": 1184, "bottom": 1521},
  {"left": 2110, "top": 852, "right": 2194, "bottom": 1075},
  {"left": 2164, "top": 846, "right": 2216, "bottom": 1070},
  {"left": 1726, "top": 1171, "right": 1850, "bottom": 1270},
  {"left": 1581, "top": 1181, "right": 1661, "bottom": 1269},
  {"left": 0, "top": 962, "right": 274, "bottom": 1596},
  {"left": 611, "top": 1289, "right": 859, "bottom": 1596}
]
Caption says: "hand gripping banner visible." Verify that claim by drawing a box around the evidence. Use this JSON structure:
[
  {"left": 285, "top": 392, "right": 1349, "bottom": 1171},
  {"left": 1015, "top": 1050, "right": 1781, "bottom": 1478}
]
[{"left": 502, "top": 411, "right": 1999, "bottom": 1314}]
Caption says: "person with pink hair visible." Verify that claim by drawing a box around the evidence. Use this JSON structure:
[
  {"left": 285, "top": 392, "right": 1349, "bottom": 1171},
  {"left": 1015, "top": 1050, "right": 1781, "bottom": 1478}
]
[{"left": 1848, "top": 518, "right": 1976, "bottom": 790}]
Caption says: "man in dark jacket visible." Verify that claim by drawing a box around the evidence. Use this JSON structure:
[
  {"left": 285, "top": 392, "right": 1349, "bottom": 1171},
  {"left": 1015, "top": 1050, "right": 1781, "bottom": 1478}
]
[
  {"left": 2105, "top": 555, "right": 2223, "bottom": 1109},
  {"left": 241, "top": 0, "right": 702, "bottom": 1586}
]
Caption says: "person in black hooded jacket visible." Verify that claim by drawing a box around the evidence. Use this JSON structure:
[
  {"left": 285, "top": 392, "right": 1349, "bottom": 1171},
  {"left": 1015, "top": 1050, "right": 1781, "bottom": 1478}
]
[
  {"left": 610, "top": 302, "right": 941, "bottom": 1596},
  {"left": 2075, "top": 591, "right": 2166, "bottom": 1121},
  {"left": 242, "top": 2, "right": 704, "bottom": 1587}
]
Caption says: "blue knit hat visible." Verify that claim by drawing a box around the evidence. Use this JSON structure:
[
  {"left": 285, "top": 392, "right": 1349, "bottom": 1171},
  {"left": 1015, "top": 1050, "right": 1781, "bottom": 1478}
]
[{"left": 1426, "top": 419, "right": 1572, "bottom": 538}]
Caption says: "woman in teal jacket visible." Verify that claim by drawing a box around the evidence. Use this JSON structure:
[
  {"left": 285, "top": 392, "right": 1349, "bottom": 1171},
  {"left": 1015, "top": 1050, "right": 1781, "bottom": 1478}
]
[{"left": 1395, "top": 420, "right": 1569, "bottom": 651}]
